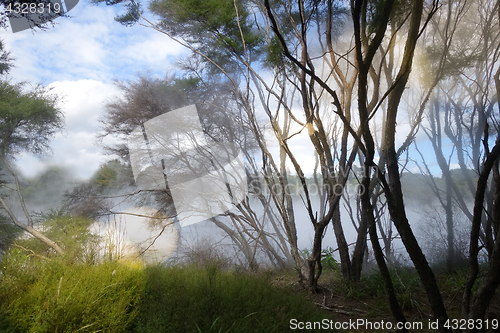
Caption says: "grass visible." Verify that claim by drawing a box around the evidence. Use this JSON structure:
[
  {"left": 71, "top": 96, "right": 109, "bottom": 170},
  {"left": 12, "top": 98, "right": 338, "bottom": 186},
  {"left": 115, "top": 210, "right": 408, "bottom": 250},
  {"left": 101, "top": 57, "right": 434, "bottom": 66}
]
[
  {"left": 0, "top": 259, "right": 335, "bottom": 332},
  {"left": 0, "top": 257, "right": 144, "bottom": 332},
  {"left": 0, "top": 215, "right": 337, "bottom": 332},
  {"left": 2, "top": 252, "right": 499, "bottom": 333},
  {"left": 3, "top": 214, "right": 497, "bottom": 332},
  {"left": 127, "top": 264, "right": 332, "bottom": 332}
]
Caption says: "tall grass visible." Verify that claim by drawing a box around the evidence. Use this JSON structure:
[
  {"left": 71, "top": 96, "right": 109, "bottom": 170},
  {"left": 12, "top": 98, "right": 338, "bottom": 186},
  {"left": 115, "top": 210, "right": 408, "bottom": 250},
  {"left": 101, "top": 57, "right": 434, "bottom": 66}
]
[
  {"left": 0, "top": 215, "right": 335, "bottom": 332},
  {"left": 127, "top": 264, "right": 331, "bottom": 333},
  {"left": 0, "top": 257, "right": 144, "bottom": 332}
]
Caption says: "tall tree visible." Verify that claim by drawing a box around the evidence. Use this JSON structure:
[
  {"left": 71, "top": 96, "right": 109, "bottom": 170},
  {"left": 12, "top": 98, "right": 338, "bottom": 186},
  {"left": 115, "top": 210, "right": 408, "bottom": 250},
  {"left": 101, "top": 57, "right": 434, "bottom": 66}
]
[
  {"left": 0, "top": 80, "right": 64, "bottom": 254},
  {"left": 95, "top": 73, "right": 293, "bottom": 269},
  {"left": 96, "top": 0, "right": 500, "bottom": 328}
]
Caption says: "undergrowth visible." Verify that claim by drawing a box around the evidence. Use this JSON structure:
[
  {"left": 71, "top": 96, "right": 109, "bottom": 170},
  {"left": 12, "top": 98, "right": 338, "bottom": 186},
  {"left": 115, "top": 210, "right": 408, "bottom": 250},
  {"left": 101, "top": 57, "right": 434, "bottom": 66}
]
[
  {"left": 0, "top": 214, "right": 335, "bottom": 332},
  {"left": 127, "top": 264, "right": 332, "bottom": 333}
]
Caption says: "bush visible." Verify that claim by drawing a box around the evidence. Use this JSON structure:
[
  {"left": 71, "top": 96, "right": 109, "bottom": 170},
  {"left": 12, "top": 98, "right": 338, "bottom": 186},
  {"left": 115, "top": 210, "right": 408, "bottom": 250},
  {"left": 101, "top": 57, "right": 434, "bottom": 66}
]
[
  {"left": 1, "top": 257, "right": 144, "bottom": 332},
  {"left": 0, "top": 215, "right": 145, "bottom": 332},
  {"left": 0, "top": 215, "right": 335, "bottom": 332}
]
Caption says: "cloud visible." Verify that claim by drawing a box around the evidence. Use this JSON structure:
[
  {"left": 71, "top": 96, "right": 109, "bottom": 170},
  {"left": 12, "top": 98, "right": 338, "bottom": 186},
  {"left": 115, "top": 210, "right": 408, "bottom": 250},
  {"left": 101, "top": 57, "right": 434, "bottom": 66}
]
[
  {"left": 121, "top": 31, "right": 185, "bottom": 68},
  {"left": 1, "top": 2, "right": 187, "bottom": 83},
  {"left": 2, "top": 2, "right": 189, "bottom": 179},
  {"left": 16, "top": 79, "right": 118, "bottom": 179}
]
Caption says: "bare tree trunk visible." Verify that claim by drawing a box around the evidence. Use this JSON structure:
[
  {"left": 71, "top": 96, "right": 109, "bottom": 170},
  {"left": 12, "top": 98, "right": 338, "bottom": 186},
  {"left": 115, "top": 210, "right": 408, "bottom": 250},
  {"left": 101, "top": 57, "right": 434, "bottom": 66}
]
[
  {"left": 381, "top": 0, "right": 449, "bottom": 330},
  {"left": 0, "top": 156, "right": 64, "bottom": 255},
  {"left": 279, "top": 146, "right": 309, "bottom": 281},
  {"left": 362, "top": 174, "right": 407, "bottom": 330},
  {"left": 0, "top": 195, "right": 64, "bottom": 255},
  {"left": 331, "top": 205, "right": 353, "bottom": 279},
  {"left": 462, "top": 141, "right": 500, "bottom": 321},
  {"left": 463, "top": 62, "right": 500, "bottom": 321},
  {"left": 308, "top": 223, "right": 326, "bottom": 292}
]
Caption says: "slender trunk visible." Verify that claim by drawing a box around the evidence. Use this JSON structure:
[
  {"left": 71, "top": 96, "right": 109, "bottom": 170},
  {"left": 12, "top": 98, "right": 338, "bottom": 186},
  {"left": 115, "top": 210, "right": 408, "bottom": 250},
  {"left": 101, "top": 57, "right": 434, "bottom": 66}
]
[
  {"left": 0, "top": 196, "right": 64, "bottom": 255},
  {"left": 280, "top": 146, "right": 309, "bottom": 280},
  {"left": 463, "top": 142, "right": 500, "bottom": 318},
  {"left": 380, "top": 0, "right": 449, "bottom": 329},
  {"left": 363, "top": 178, "right": 407, "bottom": 329},
  {"left": 466, "top": 225, "right": 500, "bottom": 325},
  {"left": 308, "top": 223, "right": 326, "bottom": 292},
  {"left": 331, "top": 205, "right": 353, "bottom": 279},
  {"left": 465, "top": 157, "right": 500, "bottom": 328},
  {"left": 0, "top": 156, "right": 63, "bottom": 255},
  {"left": 351, "top": 210, "right": 368, "bottom": 281},
  {"left": 445, "top": 175, "right": 454, "bottom": 272},
  {"left": 382, "top": 159, "right": 449, "bottom": 331}
]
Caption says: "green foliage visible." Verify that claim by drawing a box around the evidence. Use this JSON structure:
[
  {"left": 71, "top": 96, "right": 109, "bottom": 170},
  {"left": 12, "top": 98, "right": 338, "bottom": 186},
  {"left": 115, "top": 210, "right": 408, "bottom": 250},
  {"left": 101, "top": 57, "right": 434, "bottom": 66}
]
[
  {"left": 0, "top": 80, "right": 63, "bottom": 156},
  {"left": 115, "top": 0, "right": 142, "bottom": 26},
  {"left": 93, "top": 163, "right": 118, "bottom": 190},
  {"left": 0, "top": 256, "right": 144, "bottom": 332},
  {"left": 17, "top": 213, "right": 99, "bottom": 262},
  {"left": 301, "top": 247, "right": 338, "bottom": 272},
  {"left": 390, "top": 267, "right": 422, "bottom": 311},
  {"left": 0, "top": 214, "right": 144, "bottom": 332},
  {"left": 0, "top": 214, "right": 333, "bottom": 332},
  {"left": 1, "top": 261, "right": 334, "bottom": 332},
  {"left": 321, "top": 247, "right": 338, "bottom": 272},
  {"left": 173, "top": 76, "right": 201, "bottom": 92},
  {"left": 0, "top": 215, "right": 21, "bottom": 254},
  {"left": 148, "top": 0, "right": 262, "bottom": 69},
  {"left": 0, "top": 39, "right": 13, "bottom": 76},
  {"left": 337, "top": 267, "right": 423, "bottom": 312},
  {"left": 91, "top": 159, "right": 134, "bottom": 192},
  {"left": 300, "top": 247, "right": 310, "bottom": 260},
  {"left": 127, "top": 265, "right": 333, "bottom": 333},
  {"left": 364, "top": 0, "right": 411, "bottom": 35},
  {"left": 263, "top": 35, "right": 286, "bottom": 68}
]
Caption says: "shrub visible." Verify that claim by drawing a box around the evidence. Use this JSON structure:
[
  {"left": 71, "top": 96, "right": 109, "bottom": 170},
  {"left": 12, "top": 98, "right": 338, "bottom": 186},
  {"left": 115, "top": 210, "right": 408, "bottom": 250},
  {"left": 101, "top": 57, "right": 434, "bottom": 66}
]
[
  {"left": 0, "top": 215, "right": 145, "bottom": 332},
  {"left": 0, "top": 215, "right": 335, "bottom": 332},
  {"left": 1, "top": 258, "right": 144, "bottom": 332}
]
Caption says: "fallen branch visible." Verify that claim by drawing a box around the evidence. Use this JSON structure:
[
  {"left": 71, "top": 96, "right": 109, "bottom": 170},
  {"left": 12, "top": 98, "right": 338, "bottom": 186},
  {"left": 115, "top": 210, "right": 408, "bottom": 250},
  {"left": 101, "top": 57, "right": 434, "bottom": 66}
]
[{"left": 313, "top": 301, "right": 368, "bottom": 316}]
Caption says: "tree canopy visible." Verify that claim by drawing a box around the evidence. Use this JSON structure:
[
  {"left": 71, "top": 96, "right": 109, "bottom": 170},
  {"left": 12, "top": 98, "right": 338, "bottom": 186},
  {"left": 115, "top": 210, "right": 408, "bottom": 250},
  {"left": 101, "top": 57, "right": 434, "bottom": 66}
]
[
  {"left": 0, "top": 82, "right": 63, "bottom": 157},
  {"left": 0, "top": 41, "right": 65, "bottom": 254}
]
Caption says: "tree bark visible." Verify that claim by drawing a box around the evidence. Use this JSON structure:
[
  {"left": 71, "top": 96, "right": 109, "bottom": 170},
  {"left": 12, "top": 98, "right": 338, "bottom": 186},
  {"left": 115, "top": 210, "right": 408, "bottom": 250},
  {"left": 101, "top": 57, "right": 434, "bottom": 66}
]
[{"left": 381, "top": 0, "right": 450, "bottom": 330}]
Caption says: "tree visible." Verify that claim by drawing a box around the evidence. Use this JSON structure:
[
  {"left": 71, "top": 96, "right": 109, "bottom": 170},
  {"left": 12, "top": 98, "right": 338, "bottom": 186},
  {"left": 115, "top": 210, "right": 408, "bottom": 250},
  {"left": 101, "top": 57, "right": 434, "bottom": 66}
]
[
  {"left": 92, "top": 73, "right": 294, "bottom": 270},
  {"left": 94, "top": 0, "right": 409, "bottom": 295},
  {"left": 97, "top": 0, "right": 500, "bottom": 329},
  {"left": 0, "top": 78, "right": 64, "bottom": 254},
  {"left": 0, "top": 39, "right": 12, "bottom": 76},
  {"left": 410, "top": 0, "right": 500, "bottom": 324}
]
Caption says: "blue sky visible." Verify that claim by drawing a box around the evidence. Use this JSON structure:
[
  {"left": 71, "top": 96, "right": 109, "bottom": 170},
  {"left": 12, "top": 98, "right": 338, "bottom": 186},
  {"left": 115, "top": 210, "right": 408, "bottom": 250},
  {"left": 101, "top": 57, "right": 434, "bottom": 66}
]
[
  {"left": 1, "top": 1, "right": 186, "bottom": 179},
  {"left": 0, "top": 0, "right": 450, "bottom": 181}
]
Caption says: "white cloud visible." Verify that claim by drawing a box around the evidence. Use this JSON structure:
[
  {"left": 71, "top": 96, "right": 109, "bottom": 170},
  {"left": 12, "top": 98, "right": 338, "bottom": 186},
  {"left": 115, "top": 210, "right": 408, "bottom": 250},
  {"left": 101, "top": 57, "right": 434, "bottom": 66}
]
[
  {"left": 50, "top": 79, "right": 115, "bottom": 130},
  {"left": 2, "top": 2, "right": 189, "bottom": 180},
  {"left": 16, "top": 79, "right": 118, "bottom": 179},
  {"left": 121, "top": 31, "right": 185, "bottom": 66},
  {"left": 2, "top": 2, "right": 187, "bottom": 83}
]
